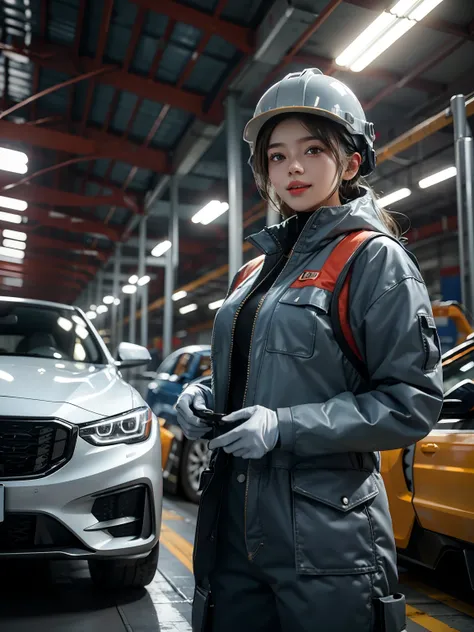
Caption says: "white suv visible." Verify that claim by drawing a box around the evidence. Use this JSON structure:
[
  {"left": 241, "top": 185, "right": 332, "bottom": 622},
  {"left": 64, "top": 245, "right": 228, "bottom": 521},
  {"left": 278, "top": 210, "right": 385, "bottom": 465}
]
[{"left": 0, "top": 296, "right": 162, "bottom": 589}]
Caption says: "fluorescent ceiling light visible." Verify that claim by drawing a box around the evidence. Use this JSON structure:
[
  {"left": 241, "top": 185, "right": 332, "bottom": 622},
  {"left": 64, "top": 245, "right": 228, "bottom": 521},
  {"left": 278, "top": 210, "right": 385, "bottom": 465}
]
[
  {"left": 57, "top": 316, "right": 73, "bottom": 332},
  {"left": 122, "top": 284, "right": 137, "bottom": 294},
  {"left": 86, "top": 311, "right": 97, "bottom": 320},
  {"left": 96, "top": 305, "right": 108, "bottom": 314},
  {"left": 103, "top": 295, "right": 115, "bottom": 304},
  {"left": 209, "top": 299, "right": 224, "bottom": 310},
  {"left": 377, "top": 188, "right": 411, "bottom": 207},
  {"left": 192, "top": 201, "right": 229, "bottom": 225},
  {"left": 2, "top": 276, "right": 23, "bottom": 287},
  {"left": 0, "top": 195, "right": 28, "bottom": 212},
  {"left": 336, "top": 0, "right": 445, "bottom": 72},
  {"left": 3, "top": 229, "right": 26, "bottom": 241},
  {"left": 0, "top": 246, "right": 25, "bottom": 259},
  {"left": 0, "top": 211, "right": 22, "bottom": 224},
  {"left": 172, "top": 290, "right": 187, "bottom": 302},
  {"left": 114, "top": 297, "right": 120, "bottom": 306},
  {"left": 3, "top": 239, "right": 26, "bottom": 250},
  {"left": 0, "top": 147, "right": 28, "bottom": 175},
  {"left": 90, "top": 304, "right": 97, "bottom": 311},
  {"left": 151, "top": 240, "right": 172, "bottom": 257},
  {"left": 129, "top": 274, "right": 139, "bottom": 284},
  {"left": 179, "top": 303, "right": 198, "bottom": 315},
  {"left": 137, "top": 275, "right": 150, "bottom": 286},
  {"left": 419, "top": 166, "right": 457, "bottom": 189}
]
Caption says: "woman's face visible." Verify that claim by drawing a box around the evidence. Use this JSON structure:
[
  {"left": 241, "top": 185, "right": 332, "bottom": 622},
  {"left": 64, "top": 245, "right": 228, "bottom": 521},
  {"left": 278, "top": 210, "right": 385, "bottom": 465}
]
[{"left": 267, "top": 118, "right": 346, "bottom": 213}]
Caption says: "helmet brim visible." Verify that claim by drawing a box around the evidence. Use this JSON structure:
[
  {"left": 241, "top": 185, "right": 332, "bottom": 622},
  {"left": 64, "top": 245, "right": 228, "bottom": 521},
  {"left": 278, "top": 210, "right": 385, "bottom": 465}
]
[{"left": 243, "top": 106, "right": 353, "bottom": 148}]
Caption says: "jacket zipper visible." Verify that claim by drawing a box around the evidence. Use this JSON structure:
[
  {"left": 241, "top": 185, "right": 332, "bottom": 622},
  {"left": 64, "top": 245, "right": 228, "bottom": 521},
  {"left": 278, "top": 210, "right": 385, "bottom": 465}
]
[{"left": 241, "top": 234, "right": 308, "bottom": 561}]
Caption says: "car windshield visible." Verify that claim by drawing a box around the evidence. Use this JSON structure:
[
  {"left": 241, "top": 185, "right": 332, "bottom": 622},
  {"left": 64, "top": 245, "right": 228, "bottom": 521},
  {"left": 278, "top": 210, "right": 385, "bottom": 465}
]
[
  {"left": 442, "top": 344, "right": 474, "bottom": 393},
  {"left": 0, "top": 301, "right": 106, "bottom": 364}
]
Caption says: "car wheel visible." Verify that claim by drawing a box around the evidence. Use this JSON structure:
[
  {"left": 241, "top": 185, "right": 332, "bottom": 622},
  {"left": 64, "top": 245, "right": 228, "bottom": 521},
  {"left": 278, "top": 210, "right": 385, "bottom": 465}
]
[
  {"left": 88, "top": 542, "right": 159, "bottom": 589},
  {"left": 180, "top": 439, "right": 211, "bottom": 504}
]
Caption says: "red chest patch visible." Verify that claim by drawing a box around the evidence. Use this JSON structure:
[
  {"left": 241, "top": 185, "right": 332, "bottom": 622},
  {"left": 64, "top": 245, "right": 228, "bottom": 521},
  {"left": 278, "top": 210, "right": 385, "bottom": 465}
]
[{"left": 291, "top": 270, "right": 320, "bottom": 288}]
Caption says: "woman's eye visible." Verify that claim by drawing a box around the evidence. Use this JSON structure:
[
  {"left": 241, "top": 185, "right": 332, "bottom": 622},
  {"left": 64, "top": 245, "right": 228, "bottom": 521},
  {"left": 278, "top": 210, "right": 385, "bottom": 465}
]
[
  {"left": 307, "top": 146, "right": 323, "bottom": 155},
  {"left": 269, "top": 153, "right": 284, "bottom": 162}
]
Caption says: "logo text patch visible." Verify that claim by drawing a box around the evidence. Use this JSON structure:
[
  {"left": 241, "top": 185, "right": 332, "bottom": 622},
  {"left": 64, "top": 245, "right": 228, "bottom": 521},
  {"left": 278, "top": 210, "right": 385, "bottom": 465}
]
[{"left": 298, "top": 270, "right": 319, "bottom": 281}]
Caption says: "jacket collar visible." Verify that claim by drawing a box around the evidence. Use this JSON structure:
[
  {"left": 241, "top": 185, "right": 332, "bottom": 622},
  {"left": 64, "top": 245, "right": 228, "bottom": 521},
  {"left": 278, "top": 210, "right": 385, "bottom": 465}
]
[{"left": 246, "top": 188, "right": 392, "bottom": 256}]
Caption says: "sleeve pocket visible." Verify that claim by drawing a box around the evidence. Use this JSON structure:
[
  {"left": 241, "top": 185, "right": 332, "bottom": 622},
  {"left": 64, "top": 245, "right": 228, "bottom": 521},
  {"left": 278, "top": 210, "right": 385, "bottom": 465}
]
[{"left": 417, "top": 312, "right": 441, "bottom": 372}]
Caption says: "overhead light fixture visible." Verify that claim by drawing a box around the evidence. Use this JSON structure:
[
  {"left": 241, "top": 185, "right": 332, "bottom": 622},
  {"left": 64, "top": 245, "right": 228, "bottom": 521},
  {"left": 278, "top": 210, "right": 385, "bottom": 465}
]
[
  {"left": 335, "top": 0, "right": 445, "bottom": 72},
  {"left": 128, "top": 274, "right": 139, "bottom": 284},
  {"left": 3, "top": 229, "right": 26, "bottom": 241},
  {"left": 90, "top": 304, "right": 97, "bottom": 311},
  {"left": 377, "top": 188, "right": 411, "bottom": 207},
  {"left": 0, "top": 211, "right": 22, "bottom": 224},
  {"left": 96, "top": 305, "right": 108, "bottom": 314},
  {"left": 2, "top": 276, "right": 23, "bottom": 287},
  {"left": 122, "top": 284, "right": 137, "bottom": 294},
  {"left": 0, "top": 246, "right": 25, "bottom": 260},
  {"left": 419, "top": 166, "right": 457, "bottom": 189},
  {"left": 103, "top": 295, "right": 115, "bottom": 304},
  {"left": 138, "top": 275, "right": 150, "bottom": 286},
  {"left": 114, "top": 297, "right": 120, "bottom": 306},
  {"left": 57, "top": 316, "right": 73, "bottom": 332},
  {"left": 179, "top": 303, "right": 198, "bottom": 315},
  {"left": 3, "top": 239, "right": 26, "bottom": 250},
  {"left": 86, "top": 311, "right": 97, "bottom": 320},
  {"left": 0, "top": 147, "right": 28, "bottom": 175},
  {"left": 208, "top": 299, "right": 224, "bottom": 310},
  {"left": 192, "top": 201, "right": 229, "bottom": 225},
  {"left": 172, "top": 290, "right": 187, "bottom": 302},
  {"left": 0, "top": 195, "right": 28, "bottom": 212},
  {"left": 151, "top": 240, "right": 172, "bottom": 257}
]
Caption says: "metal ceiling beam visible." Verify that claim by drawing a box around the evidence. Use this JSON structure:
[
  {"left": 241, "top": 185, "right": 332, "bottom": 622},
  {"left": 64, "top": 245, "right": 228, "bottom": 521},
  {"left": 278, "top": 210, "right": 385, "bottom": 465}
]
[
  {"left": 23, "top": 235, "right": 110, "bottom": 260},
  {"left": 0, "top": 119, "right": 169, "bottom": 175},
  {"left": 0, "top": 262, "right": 91, "bottom": 284},
  {"left": 0, "top": 176, "right": 136, "bottom": 211},
  {"left": 25, "top": 206, "right": 120, "bottom": 241},
  {"left": 294, "top": 53, "right": 444, "bottom": 95},
  {"left": 7, "top": 38, "right": 221, "bottom": 123},
  {"left": 131, "top": 0, "right": 255, "bottom": 53}
]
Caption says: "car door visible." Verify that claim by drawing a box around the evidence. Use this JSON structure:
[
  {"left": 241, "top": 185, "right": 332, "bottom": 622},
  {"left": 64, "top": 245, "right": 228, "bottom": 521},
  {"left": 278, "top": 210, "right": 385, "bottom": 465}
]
[{"left": 412, "top": 344, "right": 474, "bottom": 546}]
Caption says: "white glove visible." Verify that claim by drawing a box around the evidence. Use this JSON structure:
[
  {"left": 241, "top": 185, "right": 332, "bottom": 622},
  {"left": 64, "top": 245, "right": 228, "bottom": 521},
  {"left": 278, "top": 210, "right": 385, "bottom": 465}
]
[
  {"left": 208, "top": 405, "right": 279, "bottom": 459},
  {"left": 175, "top": 384, "right": 213, "bottom": 440}
]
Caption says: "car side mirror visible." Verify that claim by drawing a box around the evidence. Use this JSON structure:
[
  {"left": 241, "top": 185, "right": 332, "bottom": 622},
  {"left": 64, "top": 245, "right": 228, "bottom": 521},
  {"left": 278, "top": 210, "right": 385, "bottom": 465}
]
[
  {"left": 442, "top": 379, "right": 474, "bottom": 418},
  {"left": 115, "top": 342, "right": 151, "bottom": 368}
]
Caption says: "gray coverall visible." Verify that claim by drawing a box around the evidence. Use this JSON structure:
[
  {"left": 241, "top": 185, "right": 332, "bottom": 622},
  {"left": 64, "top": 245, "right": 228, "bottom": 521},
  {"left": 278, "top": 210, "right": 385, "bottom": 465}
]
[{"left": 193, "top": 189, "right": 444, "bottom": 632}]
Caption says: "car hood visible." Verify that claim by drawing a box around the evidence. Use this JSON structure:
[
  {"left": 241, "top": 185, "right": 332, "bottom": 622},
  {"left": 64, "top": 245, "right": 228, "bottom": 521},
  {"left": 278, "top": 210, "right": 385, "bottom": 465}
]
[{"left": 0, "top": 357, "right": 133, "bottom": 417}]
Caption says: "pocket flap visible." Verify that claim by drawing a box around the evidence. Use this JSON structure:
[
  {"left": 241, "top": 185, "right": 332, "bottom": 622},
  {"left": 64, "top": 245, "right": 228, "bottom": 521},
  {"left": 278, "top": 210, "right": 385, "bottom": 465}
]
[
  {"left": 278, "top": 287, "right": 331, "bottom": 313},
  {"left": 292, "top": 469, "right": 379, "bottom": 512}
]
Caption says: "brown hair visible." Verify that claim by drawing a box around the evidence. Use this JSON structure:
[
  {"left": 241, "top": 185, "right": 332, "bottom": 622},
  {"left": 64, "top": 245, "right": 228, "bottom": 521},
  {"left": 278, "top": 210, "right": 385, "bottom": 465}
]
[{"left": 252, "top": 113, "right": 400, "bottom": 238}]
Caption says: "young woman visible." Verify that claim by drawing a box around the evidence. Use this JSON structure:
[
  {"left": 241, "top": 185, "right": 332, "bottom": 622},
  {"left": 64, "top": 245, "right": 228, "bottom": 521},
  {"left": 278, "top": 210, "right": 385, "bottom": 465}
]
[{"left": 175, "top": 68, "right": 444, "bottom": 632}]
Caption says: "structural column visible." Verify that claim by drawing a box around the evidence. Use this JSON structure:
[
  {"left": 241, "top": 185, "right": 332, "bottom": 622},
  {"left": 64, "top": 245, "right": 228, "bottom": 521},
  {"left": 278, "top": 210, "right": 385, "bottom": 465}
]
[
  {"left": 451, "top": 94, "right": 474, "bottom": 314},
  {"left": 111, "top": 243, "right": 121, "bottom": 351},
  {"left": 226, "top": 92, "right": 243, "bottom": 285},
  {"left": 138, "top": 217, "right": 148, "bottom": 348},
  {"left": 266, "top": 201, "right": 279, "bottom": 227},
  {"left": 163, "top": 176, "right": 179, "bottom": 359}
]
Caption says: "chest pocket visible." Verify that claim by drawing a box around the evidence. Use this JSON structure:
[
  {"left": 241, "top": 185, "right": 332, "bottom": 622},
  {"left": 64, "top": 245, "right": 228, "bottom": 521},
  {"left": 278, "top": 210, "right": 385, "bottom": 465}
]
[{"left": 265, "top": 286, "right": 331, "bottom": 358}]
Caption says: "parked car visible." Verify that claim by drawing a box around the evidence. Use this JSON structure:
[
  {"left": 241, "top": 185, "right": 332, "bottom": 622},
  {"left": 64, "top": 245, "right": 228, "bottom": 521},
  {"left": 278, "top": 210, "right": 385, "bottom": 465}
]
[
  {"left": 382, "top": 335, "right": 474, "bottom": 589},
  {"left": 146, "top": 345, "right": 211, "bottom": 503},
  {"left": 0, "top": 296, "right": 162, "bottom": 589}
]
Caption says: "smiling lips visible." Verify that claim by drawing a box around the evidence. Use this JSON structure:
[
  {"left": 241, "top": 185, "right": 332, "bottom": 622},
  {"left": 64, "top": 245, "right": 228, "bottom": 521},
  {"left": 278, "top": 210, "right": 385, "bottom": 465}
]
[{"left": 287, "top": 181, "right": 312, "bottom": 196}]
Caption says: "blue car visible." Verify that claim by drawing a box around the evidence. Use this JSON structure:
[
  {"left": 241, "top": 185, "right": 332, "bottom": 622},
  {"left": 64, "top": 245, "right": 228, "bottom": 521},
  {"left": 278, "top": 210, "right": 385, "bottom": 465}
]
[{"left": 145, "top": 345, "right": 211, "bottom": 503}]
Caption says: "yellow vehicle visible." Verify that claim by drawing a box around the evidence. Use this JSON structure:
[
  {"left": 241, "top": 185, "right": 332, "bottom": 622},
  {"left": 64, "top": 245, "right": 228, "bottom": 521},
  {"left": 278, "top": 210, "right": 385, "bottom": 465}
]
[
  {"left": 382, "top": 338, "right": 474, "bottom": 588},
  {"left": 432, "top": 300, "right": 473, "bottom": 350}
]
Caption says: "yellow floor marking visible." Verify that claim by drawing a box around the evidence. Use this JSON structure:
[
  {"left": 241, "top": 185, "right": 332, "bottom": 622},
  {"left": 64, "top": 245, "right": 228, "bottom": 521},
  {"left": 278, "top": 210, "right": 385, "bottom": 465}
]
[
  {"left": 406, "top": 605, "right": 460, "bottom": 631},
  {"left": 403, "top": 578, "right": 474, "bottom": 619},
  {"left": 160, "top": 522, "right": 194, "bottom": 572},
  {"left": 162, "top": 509, "right": 184, "bottom": 521}
]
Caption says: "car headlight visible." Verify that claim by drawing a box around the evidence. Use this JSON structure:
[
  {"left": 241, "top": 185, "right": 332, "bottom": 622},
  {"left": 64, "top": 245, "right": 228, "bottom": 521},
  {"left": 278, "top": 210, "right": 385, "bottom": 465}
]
[{"left": 79, "top": 407, "right": 153, "bottom": 446}]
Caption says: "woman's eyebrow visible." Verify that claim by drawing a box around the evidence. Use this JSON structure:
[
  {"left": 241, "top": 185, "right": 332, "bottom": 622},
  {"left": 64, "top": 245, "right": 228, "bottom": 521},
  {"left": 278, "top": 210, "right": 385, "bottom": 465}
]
[{"left": 267, "top": 136, "right": 319, "bottom": 150}]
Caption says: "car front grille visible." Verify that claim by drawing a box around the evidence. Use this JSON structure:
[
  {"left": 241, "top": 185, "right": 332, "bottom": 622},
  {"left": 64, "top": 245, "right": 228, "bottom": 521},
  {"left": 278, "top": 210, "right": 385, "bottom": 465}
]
[
  {"left": 0, "top": 513, "right": 87, "bottom": 552},
  {"left": 0, "top": 418, "right": 76, "bottom": 479}
]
